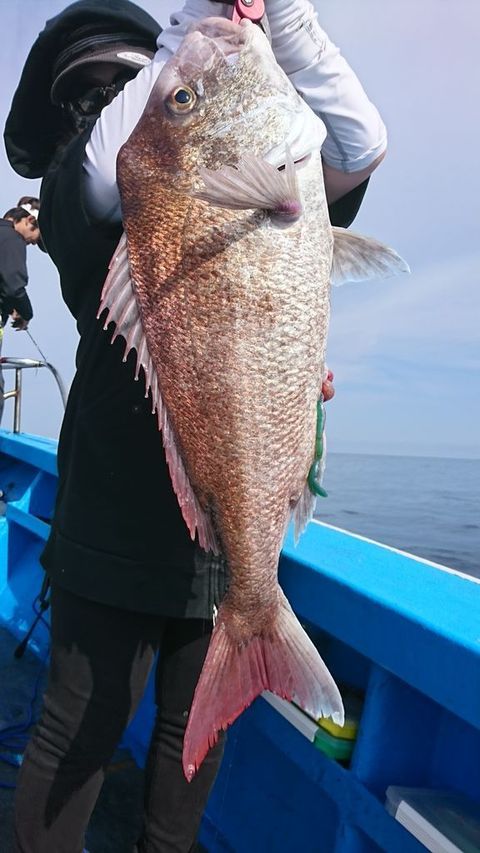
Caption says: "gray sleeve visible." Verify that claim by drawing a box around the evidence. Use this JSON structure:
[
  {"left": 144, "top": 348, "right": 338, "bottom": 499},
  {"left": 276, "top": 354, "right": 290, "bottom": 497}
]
[{"left": 0, "top": 235, "right": 33, "bottom": 320}]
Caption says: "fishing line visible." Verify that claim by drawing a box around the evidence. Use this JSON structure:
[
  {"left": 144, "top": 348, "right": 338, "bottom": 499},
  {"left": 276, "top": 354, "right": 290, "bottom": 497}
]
[
  {"left": 22, "top": 329, "right": 69, "bottom": 409},
  {"left": 26, "top": 328, "right": 49, "bottom": 364}
]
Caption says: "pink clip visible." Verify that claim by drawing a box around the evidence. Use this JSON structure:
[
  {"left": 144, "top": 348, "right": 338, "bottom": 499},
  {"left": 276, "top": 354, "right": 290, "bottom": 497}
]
[{"left": 232, "top": 0, "right": 265, "bottom": 25}]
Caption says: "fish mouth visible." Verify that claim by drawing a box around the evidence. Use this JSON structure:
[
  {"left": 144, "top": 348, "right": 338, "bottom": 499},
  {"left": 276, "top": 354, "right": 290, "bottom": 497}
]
[
  {"left": 185, "top": 16, "right": 251, "bottom": 59},
  {"left": 170, "top": 17, "right": 253, "bottom": 87}
]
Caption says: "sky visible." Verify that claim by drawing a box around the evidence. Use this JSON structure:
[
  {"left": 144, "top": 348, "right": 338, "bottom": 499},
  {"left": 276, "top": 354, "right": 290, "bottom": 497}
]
[{"left": 0, "top": 0, "right": 478, "bottom": 458}]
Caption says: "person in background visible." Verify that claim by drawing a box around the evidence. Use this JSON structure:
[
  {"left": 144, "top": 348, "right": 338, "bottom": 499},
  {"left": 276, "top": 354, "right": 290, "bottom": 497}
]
[
  {"left": 17, "top": 196, "right": 48, "bottom": 253},
  {"left": 0, "top": 206, "right": 39, "bottom": 423},
  {"left": 4, "top": 1, "right": 387, "bottom": 850},
  {"left": 17, "top": 195, "right": 40, "bottom": 221}
]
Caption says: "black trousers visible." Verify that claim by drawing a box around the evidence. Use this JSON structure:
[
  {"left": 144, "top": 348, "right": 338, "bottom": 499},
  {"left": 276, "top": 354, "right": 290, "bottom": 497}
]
[{"left": 13, "top": 584, "right": 224, "bottom": 853}]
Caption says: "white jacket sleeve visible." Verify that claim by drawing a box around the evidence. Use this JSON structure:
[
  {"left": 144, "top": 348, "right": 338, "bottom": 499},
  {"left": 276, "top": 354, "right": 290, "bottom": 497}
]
[
  {"left": 84, "top": 0, "right": 333, "bottom": 223},
  {"left": 84, "top": 49, "right": 169, "bottom": 224},
  {"left": 83, "top": 2, "right": 240, "bottom": 223},
  {"left": 265, "top": 0, "right": 387, "bottom": 174}
]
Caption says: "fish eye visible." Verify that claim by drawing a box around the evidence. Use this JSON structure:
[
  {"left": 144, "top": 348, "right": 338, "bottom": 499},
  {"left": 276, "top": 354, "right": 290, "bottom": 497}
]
[{"left": 166, "top": 86, "right": 197, "bottom": 114}]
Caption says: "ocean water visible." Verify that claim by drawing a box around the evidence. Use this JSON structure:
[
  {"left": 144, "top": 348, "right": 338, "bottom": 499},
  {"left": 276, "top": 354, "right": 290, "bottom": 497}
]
[{"left": 314, "top": 453, "right": 480, "bottom": 578}]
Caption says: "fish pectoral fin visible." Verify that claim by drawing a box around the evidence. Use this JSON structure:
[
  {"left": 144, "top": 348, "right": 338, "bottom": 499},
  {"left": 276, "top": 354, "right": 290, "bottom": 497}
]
[
  {"left": 182, "top": 589, "right": 344, "bottom": 782},
  {"left": 193, "top": 148, "right": 302, "bottom": 224},
  {"left": 331, "top": 227, "right": 410, "bottom": 286}
]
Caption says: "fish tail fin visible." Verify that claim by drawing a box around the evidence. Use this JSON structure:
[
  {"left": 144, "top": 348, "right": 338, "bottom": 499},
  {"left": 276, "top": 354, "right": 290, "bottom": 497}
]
[{"left": 182, "top": 590, "right": 344, "bottom": 781}]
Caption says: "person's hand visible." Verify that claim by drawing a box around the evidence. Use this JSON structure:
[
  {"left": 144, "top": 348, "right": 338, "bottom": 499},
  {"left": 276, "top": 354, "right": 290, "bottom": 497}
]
[
  {"left": 322, "top": 369, "right": 335, "bottom": 402},
  {"left": 10, "top": 310, "right": 29, "bottom": 331}
]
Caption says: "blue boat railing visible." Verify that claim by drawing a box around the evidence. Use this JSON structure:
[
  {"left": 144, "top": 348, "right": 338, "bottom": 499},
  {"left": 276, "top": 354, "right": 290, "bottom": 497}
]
[
  {"left": 0, "top": 430, "right": 479, "bottom": 852},
  {"left": 1, "top": 357, "right": 67, "bottom": 433}
]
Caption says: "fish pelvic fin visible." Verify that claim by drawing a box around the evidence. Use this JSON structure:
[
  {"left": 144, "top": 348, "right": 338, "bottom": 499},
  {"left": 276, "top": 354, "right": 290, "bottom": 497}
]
[
  {"left": 98, "top": 233, "right": 221, "bottom": 556},
  {"left": 331, "top": 227, "right": 410, "bottom": 286},
  {"left": 193, "top": 148, "right": 302, "bottom": 225},
  {"left": 182, "top": 588, "right": 344, "bottom": 781}
]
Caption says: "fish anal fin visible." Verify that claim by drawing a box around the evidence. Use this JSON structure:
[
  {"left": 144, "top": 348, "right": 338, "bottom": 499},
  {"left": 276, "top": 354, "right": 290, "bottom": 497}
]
[
  {"left": 331, "top": 226, "right": 410, "bottom": 286},
  {"left": 182, "top": 590, "right": 344, "bottom": 781}
]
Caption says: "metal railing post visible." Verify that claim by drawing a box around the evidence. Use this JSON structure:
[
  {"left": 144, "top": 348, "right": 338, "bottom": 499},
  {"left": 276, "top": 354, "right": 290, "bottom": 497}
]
[
  {"left": 1, "top": 358, "right": 66, "bottom": 432},
  {"left": 13, "top": 368, "right": 22, "bottom": 433}
]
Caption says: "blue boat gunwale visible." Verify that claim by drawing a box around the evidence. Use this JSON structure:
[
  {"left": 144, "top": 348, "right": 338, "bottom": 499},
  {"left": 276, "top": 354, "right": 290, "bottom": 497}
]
[
  {"left": 1, "top": 428, "right": 479, "bottom": 852},
  {"left": 0, "top": 430, "right": 57, "bottom": 477},
  {"left": 281, "top": 521, "right": 480, "bottom": 731}
]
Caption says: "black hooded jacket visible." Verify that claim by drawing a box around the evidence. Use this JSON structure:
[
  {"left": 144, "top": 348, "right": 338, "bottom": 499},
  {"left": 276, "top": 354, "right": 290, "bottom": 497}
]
[
  {"left": 4, "top": 1, "right": 227, "bottom": 617},
  {"left": 4, "top": 0, "right": 161, "bottom": 179},
  {"left": 0, "top": 219, "right": 33, "bottom": 325},
  {"left": 37, "top": 129, "right": 229, "bottom": 618}
]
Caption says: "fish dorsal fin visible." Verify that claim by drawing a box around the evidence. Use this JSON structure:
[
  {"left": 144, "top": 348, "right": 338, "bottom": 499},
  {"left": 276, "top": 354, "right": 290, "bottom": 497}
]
[
  {"left": 194, "top": 150, "right": 302, "bottom": 224},
  {"left": 331, "top": 227, "right": 410, "bottom": 286},
  {"left": 98, "top": 233, "right": 221, "bottom": 556}
]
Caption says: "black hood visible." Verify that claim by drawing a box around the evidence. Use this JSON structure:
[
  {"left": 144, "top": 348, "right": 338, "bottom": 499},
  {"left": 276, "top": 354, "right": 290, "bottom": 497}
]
[{"left": 4, "top": 0, "right": 160, "bottom": 179}]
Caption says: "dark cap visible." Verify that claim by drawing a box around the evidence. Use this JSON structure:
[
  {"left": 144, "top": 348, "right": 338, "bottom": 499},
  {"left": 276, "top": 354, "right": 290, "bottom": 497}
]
[
  {"left": 50, "top": 25, "right": 155, "bottom": 105},
  {"left": 4, "top": 0, "right": 160, "bottom": 179}
]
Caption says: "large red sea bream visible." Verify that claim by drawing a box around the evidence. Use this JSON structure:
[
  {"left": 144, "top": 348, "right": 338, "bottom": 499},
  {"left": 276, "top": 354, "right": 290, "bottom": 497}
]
[{"left": 98, "top": 17, "right": 408, "bottom": 779}]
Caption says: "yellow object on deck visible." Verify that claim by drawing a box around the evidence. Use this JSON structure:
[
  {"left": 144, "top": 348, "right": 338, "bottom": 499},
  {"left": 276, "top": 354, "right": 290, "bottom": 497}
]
[{"left": 318, "top": 692, "right": 363, "bottom": 740}]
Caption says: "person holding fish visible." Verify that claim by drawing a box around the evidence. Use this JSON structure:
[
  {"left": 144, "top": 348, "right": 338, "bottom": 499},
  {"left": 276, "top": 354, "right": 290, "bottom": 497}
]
[{"left": 4, "top": 1, "right": 403, "bottom": 851}]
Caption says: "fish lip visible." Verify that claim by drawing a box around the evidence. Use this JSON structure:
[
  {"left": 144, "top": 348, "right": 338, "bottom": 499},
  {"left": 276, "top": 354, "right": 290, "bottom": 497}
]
[{"left": 184, "top": 16, "right": 251, "bottom": 58}]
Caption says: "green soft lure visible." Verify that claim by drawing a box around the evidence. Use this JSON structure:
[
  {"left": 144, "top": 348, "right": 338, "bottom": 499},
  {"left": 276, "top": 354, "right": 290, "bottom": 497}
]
[{"left": 308, "top": 397, "right": 328, "bottom": 498}]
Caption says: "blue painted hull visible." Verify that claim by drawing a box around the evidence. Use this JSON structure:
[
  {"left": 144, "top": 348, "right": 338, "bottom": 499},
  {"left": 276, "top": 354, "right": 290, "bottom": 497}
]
[{"left": 1, "top": 429, "right": 479, "bottom": 852}]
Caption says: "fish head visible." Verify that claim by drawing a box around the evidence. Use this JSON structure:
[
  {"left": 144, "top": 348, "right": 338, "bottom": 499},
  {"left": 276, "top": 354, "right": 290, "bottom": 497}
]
[{"left": 124, "top": 17, "right": 322, "bottom": 190}]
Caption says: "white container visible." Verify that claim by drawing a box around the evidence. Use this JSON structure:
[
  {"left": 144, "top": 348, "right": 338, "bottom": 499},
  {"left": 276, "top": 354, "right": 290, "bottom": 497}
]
[{"left": 385, "top": 787, "right": 480, "bottom": 853}]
